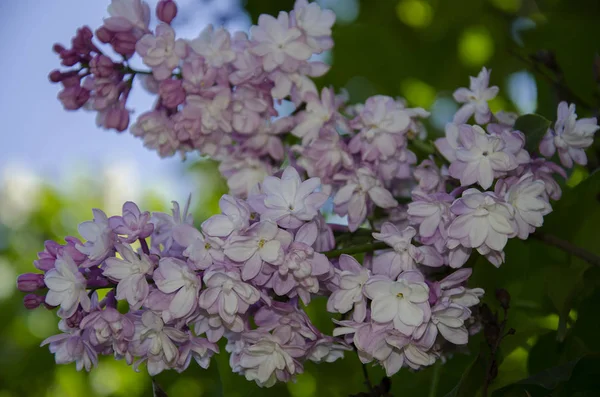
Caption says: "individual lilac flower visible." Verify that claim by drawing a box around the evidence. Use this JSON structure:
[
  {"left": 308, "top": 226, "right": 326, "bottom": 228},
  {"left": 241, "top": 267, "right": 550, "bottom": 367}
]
[
  {"left": 136, "top": 23, "right": 185, "bottom": 80},
  {"left": 364, "top": 271, "right": 430, "bottom": 335},
  {"left": 448, "top": 189, "right": 515, "bottom": 254},
  {"left": 307, "top": 337, "right": 349, "bottom": 363},
  {"left": 453, "top": 67, "right": 499, "bottom": 124},
  {"left": 372, "top": 223, "right": 442, "bottom": 278},
  {"left": 103, "top": 243, "right": 154, "bottom": 309},
  {"left": 333, "top": 167, "right": 398, "bottom": 231},
  {"left": 190, "top": 310, "right": 229, "bottom": 342},
  {"left": 176, "top": 334, "right": 218, "bottom": 372},
  {"left": 374, "top": 331, "right": 436, "bottom": 375},
  {"left": 522, "top": 158, "right": 567, "bottom": 200},
  {"left": 172, "top": 224, "right": 224, "bottom": 270},
  {"left": 44, "top": 253, "right": 91, "bottom": 318},
  {"left": 407, "top": 192, "right": 454, "bottom": 251},
  {"left": 79, "top": 307, "right": 135, "bottom": 355},
  {"left": 496, "top": 173, "right": 552, "bottom": 239},
  {"left": 96, "top": 99, "right": 131, "bottom": 132},
  {"left": 448, "top": 125, "right": 518, "bottom": 189},
  {"left": 413, "top": 157, "right": 445, "bottom": 195},
  {"left": 156, "top": 0, "right": 178, "bottom": 24},
  {"left": 201, "top": 195, "right": 251, "bottom": 237},
  {"left": 158, "top": 79, "right": 186, "bottom": 108},
  {"left": 188, "top": 25, "right": 236, "bottom": 68},
  {"left": 130, "top": 110, "right": 179, "bottom": 158},
  {"left": 153, "top": 258, "right": 201, "bottom": 322},
  {"left": 199, "top": 269, "right": 260, "bottom": 326},
  {"left": 224, "top": 221, "right": 292, "bottom": 281},
  {"left": 219, "top": 152, "right": 274, "bottom": 198},
  {"left": 108, "top": 201, "right": 154, "bottom": 243},
  {"left": 248, "top": 166, "right": 328, "bottom": 229},
  {"left": 250, "top": 12, "right": 313, "bottom": 72},
  {"left": 242, "top": 118, "right": 292, "bottom": 160},
  {"left": 313, "top": 213, "right": 335, "bottom": 252},
  {"left": 76, "top": 209, "right": 115, "bottom": 266},
  {"left": 430, "top": 299, "right": 470, "bottom": 345},
  {"left": 349, "top": 96, "right": 411, "bottom": 161},
  {"left": 230, "top": 86, "right": 270, "bottom": 135},
  {"left": 186, "top": 90, "right": 232, "bottom": 133},
  {"left": 181, "top": 55, "right": 216, "bottom": 94},
  {"left": 41, "top": 329, "right": 98, "bottom": 372},
  {"left": 540, "top": 101, "right": 599, "bottom": 168},
  {"left": 327, "top": 254, "right": 370, "bottom": 322},
  {"left": 105, "top": 0, "right": 151, "bottom": 36},
  {"left": 35, "top": 237, "right": 87, "bottom": 272},
  {"left": 236, "top": 331, "right": 305, "bottom": 387},
  {"left": 130, "top": 311, "right": 188, "bottom": 375},
  {"left": 291, "top": 87, "right": 340, "bottom": 144},
  {"left": 292, "top": 0, "right": 335, "bottom": 53},
  {"left": 151, "top": 197, "right": 193, "bottom": 253}
]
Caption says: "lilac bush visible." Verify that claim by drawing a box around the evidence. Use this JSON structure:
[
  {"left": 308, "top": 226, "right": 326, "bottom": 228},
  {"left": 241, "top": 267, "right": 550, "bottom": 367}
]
[{"left": 17, "top": 0, "right": 600, "bottom": 391}]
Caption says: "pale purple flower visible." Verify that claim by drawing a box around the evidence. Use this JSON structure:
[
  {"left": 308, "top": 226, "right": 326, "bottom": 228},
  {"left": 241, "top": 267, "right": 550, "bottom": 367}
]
[
  {"left": 540, "top": 101, "right": 599, "bottom": 168},
  {"left": 453, "top": 67, "right": 499, "bottom": 124},
  {"left": 191, "top": 309, "right": 230, "bottom": 342},
  {"left": 292, "top": 0, "right": 335, "bottom": 53},
  {"left": 186, "top": 90, "right": 232, "bottom": 133},
  {"left": 448, "top": 189, "right": 515, "bottom": 255},
  {"left": 407, "top": 192, "right": 454, "bottom": 252},
  {"left": 108, "top": 201, "right": 154, "bottom": 243},
  {"left": 103, "top": 243, "right": 154, "bottom": 309},
  {"left": 35, "top": 237, "right": 87, "bottom": 272},
  {"left": 230, "top": 86, "right": 270, "bottom": 135},
  {"left": 249, "top": 166, "right": 328, "bottom": 228},
  {"left": 79, "top": 307, "right": 135, "bottom": 355},
  {"left": 235, "top": 331, "right": 304, "bottom": 387},
  {"left": 242, "top": 118, "right": 292, "bottom": 160},
  {"left": 333, "top": 167, "right": 398, "bottom": 232},
  {"left": 172, "top": 224, "right": 225, "bottom": 270},
  {"left": 448, "top": 125, "right": 518, "bottom": 189},
  {"left": 250, "top": 12, "right": 313, "bottom": 72},
  {"left": 188, "top": 25, "right": 236, "bottom": 68},
  {"left": 364, "top": 271, "right": 431, "bottom": 335},
  {"left": 199, "top": 269, "right": 260, "bottom": 326},
  {"left": 151, "top": 197, "right": 193, "bottom": 254},
  {"left": 153, "top": 257, "right": 201, "bottom": 322},
  {"left": 202, "top": 195, "right": 251, "bottom": 238},
  {"left": 76, "top": 209, "right": 115, "bottom": 266},
  {"left": 496, "top": 173, "right": 552, "bottom": 239},
  {"left": 219, "top": 152, "right": 274, "bottom": 198},
  {"left": 522, "top": 158, "right": 567, "bottom": 200},
  {"left": 159, "top": 79, "right": 186, "bottom": 108},
  {"left": 41, "top": 329, "right": 98, "bottom": 372},
  {"left": 430, "top": 299, "right": 470, "bottom": 345},
  {"left": 136, "top": 23, "right": 184, "bottom": 80},
  {"left": 224, "top": 221, "right": 292, "bottom": 280},
  {"left": 176, "top": 334, "right": 218, "bottom": 372},
  {"left": 105, "top": 0, "right": 151, "bottom": 36},
  {"left": 375, "top": 331, "right": 436, "bottom": 375},
  {"left": 413, "top": 157, "right": 445, "bottom": 195},
  {"left": 130, "top": 110, "right": 179, "bottom": 158},
  {"left": 291, "top": 87, "right": 339, "bottom": 144},
  {"left": 327, "top": 254, "right": 369, "bottom": 322},
  {"left": 307, "top": 337, "right": 349, "bottom": 363},
  {"left": 130, "top": 311, "right": 188, "bottom": 375},
  {"left": 44, "top": 253, "right": 91, "bottom": 318}
]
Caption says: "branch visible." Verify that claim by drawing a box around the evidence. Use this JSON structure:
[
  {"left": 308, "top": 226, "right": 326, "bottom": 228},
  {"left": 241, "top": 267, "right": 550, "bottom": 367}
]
[
  {"left": 532, "top": 231, "right": 600, "bottom": 268},
  {"left": 323, "top": 242, "right": 389, "bottom": 258}
]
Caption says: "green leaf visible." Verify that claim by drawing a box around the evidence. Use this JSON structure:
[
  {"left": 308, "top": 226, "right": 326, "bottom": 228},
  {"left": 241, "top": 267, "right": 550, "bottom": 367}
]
[
  {"left": 443, "top": 349, "right": 488, "bottom": 397},
  {"left": 513, "top": 114, "right": 552, "bottom": 153},
  {"left": 152, "top": 379, "right": 169, "bottom": 397}
]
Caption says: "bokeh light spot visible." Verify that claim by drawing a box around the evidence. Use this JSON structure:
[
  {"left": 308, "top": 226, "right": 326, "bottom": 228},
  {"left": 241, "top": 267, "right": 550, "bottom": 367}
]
[
  {"left": 507, "top": 70, "right": 537, "bottom": 114},
  {"left": 488, "top": 96, "right": 507, "bottom": 114},
  {"left": 458, "top": 26, "right": 494, "bottom": 67},
  {"left": 430, "top": 97, "right": 459, "bottom": 130},
  {"left": 396, "top": 0, "right": 433, "bottom": 28},
  {"left": 0, "top": 258, "right": 16, "bottom": 300},
  {"left": 567, "top": 165, "right": 589, "bottom": 188},
  {"left": 288, "top": 372, "right": 317, "bottom": 397},
  {"left": 489, "top": 0, "right": 521, "bottom": 13},
  {"left": 400, "top": 78, "right": 436, "bottom": 108}
]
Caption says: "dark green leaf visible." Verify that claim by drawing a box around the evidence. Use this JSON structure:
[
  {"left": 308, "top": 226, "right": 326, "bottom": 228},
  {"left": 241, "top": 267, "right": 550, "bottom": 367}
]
[
  {"left": 153, "top": 379, "right": 169, "bottom": 397},
  {"left": 513, "top": 114, "right": 552, "bottom": 153},
  {"left": 443, "top": 349, "right": 488, "bottom": 397}
]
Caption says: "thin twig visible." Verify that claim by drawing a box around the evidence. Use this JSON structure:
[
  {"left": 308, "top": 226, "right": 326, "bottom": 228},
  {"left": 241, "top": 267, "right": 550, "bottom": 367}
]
[
  {"left": 361, "top": 363, "right": 374, "bottom": 393},
  {"left": 532, "top": 231, "right": 600, "bottom": 267},
  {"left": 323, "top": 242, "right": 389, "bottom": 258}
]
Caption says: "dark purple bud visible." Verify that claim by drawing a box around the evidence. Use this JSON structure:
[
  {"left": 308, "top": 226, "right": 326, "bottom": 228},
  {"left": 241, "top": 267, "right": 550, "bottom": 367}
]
[
  {"left": 90, "top": 54, "right": 117, "bottom": 78},
  {"left": 484, "top": 323, "right": 500, "bottom": 347},
  {"left": 49, "top": 69, "right": 63, "bottom": 83},
  {"left": 159, "top": 79, "right": 185, "bottom": 108},
  {"left": 72, "top": 26, "right": 96, "bottom": 55},
  {"left": 17, "top": 273, "right": 46, "bottom": 292},
  {"left": 111, "top": 32, "right": 137, "bottom": 57},
  {"left": 61, "top": 75, "right": 82, "bottom": 88},
  {"left": 479, "top": 303, "right": 495, "bottom": 324},
  {"left": 60, "top": 49, "right": 81, "bottom": 67},
  {"left": 95, "top": 26, "right": 114, "bottom": 44},
  {"left": 23, "top": 294, "right": 46, "bottom": 310},
  {"left": 66, "top": 310, "right": 85, "bottom": 328},
  {"left": 156, "top": 0, "right": 178, "bottom": 24},
  {"left": 52, "top": 43, "right": 66, "bottom": 54},
  {"left": 495, "top": 288, "right": 511, "bottom": 310}
]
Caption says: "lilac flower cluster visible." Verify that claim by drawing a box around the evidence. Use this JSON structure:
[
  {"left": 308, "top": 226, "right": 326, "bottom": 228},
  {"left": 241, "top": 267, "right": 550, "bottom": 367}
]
[{"left": 26, "top": 0, "right": 600, "bottom": 388}]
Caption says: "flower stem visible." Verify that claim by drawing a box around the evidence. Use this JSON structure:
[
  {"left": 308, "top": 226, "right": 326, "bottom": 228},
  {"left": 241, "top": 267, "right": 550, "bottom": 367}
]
[
  {"left": 532, "top": 231, "right": 600, "bottom": 267},
  {"left": 361, "top": 362, "right": 373, "bottom": 393},
  {"left": 323, "top": 242, "right": 389, "bottom": 258}
]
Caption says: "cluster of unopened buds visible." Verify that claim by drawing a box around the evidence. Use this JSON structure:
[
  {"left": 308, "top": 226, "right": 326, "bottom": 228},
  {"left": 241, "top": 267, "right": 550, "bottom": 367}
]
[{"left": 18, "top": 0, "right": 598, "bottom": 388}]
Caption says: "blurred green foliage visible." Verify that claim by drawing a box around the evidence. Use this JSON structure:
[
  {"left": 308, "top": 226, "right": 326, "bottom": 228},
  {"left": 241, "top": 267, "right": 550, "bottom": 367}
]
[{"left": 3, "top": 0, "right": 600, "bottom": 395}]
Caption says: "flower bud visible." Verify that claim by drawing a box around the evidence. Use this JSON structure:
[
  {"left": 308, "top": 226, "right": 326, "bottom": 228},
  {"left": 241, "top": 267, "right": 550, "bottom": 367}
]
[
  {"left": 60, "top": 49, "right": 81, "bottom": 67},
  {"left": 17, "top": 273, "right": 46, "bottom": 292},
  {"left": 95, "top": 26, "right": 114, "bottom": 43},
  {"left": 58, "top": 85, "right": 91, "bottom": 110},
  {"left": 157, "top": 0, "right": 178, "bottom": 24},
  {"left": 159, "top": 79, "right": 185, "bottom": 108},
  {"left": 90, "top": 55, "right": 117, "bottom": 78},
  {"left": 52, "top": 43, "right": 66, "bottom": 54},
  {"left": 23, "top": 294, "right": 45, "bottom": 310},
  {"left": 111, "top": 32, "right": 137, "bottom": 57},
  {"left": 49, "top": 69, "right": 63, "bottom": 83}
]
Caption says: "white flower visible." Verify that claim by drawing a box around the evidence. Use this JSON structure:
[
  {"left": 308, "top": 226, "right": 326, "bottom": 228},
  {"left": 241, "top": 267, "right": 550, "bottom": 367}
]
[
  {"left": 172, "top": 224, "right": 225, "bottom": 270},
  {"left": 453, "top": 67, "right": 499, "bottom": 124},
  {"left": 372, "top": 224, "right": 427, "bottom": 278},
  {"left": 327, "top": 254, "right": 370, "bottom": 322},
  {"left": 188, "top": 25, "right": 236, "bottom": 68},
  {"left": 76, "top": 209, "right": 115, "bottom": 266},
  {"left": 153, "top": 258, "right": 201, "bottom": 322},
  {"left": 45, "top": 253, "right": 91, "bottom": 318},
  {"left": 364, "top": 271, "right": 430, "bottom": 334},
  {"left": 103, "top": 243, "right": 154, "bottom": 309},
  {"left": 502, "top": 173, "right": 552, "bottom": 239}
]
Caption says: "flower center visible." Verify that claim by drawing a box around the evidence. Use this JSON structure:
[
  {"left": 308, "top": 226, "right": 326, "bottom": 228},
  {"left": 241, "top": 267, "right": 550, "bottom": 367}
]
[
  {"left": 258, "top": 239, "right": 266, "bottom": 248},
  {"left": 396, "top": 292, "right": 404, "bottom": 298},
  {"left": 204, "top": 243, "right": 211, "bottom": 250}
]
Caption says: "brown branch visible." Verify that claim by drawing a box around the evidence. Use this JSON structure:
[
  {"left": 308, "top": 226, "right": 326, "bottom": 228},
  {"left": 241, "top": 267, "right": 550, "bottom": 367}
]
[{"left": 532, "top": 231, "right": 600, "bottom": 268}]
